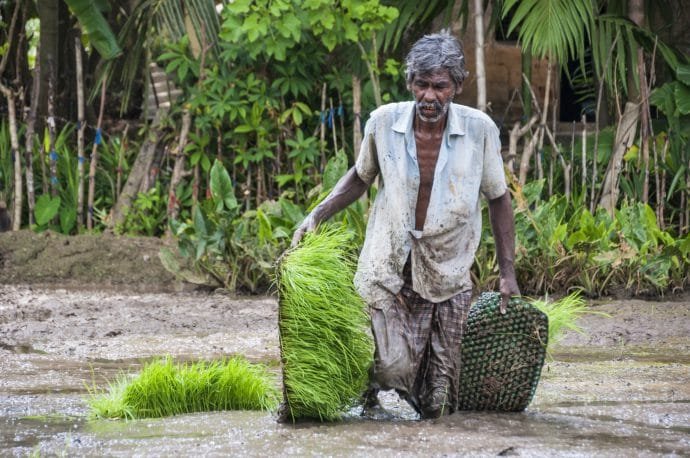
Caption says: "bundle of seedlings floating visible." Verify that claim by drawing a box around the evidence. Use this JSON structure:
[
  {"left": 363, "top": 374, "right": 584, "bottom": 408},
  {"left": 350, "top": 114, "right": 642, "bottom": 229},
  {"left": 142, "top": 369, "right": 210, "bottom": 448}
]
[
  {"left": 277, "top": 226, "right": 373, "bottom": 422},
  {"left": 88, "top": 357, "right": 279, "bottom": 419},
  {"left": 458, "top": 292, "right": 548, "bottom": 412}
]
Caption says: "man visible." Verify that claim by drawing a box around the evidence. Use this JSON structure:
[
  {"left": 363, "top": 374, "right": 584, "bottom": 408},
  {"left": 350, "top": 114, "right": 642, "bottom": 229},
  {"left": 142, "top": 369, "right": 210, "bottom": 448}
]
[{"left": 291, "top": 31, "right": 520, "bottom": 419}]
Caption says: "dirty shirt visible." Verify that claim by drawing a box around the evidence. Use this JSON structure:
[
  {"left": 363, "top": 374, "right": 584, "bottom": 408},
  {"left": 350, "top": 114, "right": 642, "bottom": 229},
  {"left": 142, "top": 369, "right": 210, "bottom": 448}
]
[{"left": 354, "top": 101, "right": 507, "bottom": 306}]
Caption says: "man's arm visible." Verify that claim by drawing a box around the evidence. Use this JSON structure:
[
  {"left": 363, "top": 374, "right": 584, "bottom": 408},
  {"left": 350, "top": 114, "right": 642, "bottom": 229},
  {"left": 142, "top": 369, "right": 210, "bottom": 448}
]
[
  {"left": 291, "top": 166, "right": 369, "bottom": 246},
  {"left": 488, "top": 191, "right": 520, "bottom": 313}
]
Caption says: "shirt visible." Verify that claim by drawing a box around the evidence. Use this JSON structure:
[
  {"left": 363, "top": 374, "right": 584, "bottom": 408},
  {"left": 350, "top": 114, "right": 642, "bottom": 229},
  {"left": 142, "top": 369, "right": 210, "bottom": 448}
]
[{"left": 353, "top": 101, "right": 507, "bottom": 305}]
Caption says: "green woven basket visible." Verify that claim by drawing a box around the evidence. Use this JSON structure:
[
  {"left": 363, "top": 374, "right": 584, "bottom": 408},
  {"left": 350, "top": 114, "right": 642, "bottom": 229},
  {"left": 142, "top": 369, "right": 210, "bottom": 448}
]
[{"left": 458, "top": 292, "right": 548, "bottom": 412}]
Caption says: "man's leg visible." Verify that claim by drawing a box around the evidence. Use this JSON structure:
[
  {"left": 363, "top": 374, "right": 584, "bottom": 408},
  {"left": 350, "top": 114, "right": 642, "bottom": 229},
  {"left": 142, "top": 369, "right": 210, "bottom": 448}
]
[{"left": 418, "top": 291, "right": 472, "bottom": 418}]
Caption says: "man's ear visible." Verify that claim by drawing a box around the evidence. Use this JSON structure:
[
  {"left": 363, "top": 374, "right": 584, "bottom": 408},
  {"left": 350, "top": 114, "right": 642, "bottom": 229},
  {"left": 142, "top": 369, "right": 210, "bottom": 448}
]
[{"left": 456, "top": 81, "right": 463, "bottom": 95}]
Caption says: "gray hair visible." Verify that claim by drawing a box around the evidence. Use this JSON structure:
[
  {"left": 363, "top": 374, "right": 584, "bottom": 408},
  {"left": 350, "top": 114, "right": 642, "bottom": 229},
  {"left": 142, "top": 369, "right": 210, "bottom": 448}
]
[{"left": 405, "top": 31, "right": 469, "bottom": 89}]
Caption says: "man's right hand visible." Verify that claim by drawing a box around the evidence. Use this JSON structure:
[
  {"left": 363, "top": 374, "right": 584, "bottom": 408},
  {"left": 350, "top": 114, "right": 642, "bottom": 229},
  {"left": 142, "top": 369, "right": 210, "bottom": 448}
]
[{"left": 290, "top": 213, "right": 318, "bottom": 247}]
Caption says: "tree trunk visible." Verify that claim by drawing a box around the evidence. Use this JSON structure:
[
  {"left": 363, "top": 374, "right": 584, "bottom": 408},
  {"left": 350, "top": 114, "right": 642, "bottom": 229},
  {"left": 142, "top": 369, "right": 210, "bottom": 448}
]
[
  {"left": 599, "top": 0, "right": 645, "bottom": 214},
  {"left": 598, "top": 102, "right": 639, "bottom": 213},
  {"left": 473, "top": 0, "right": 486, "bottom": 111},
  {"left": 109, "top": 110, "right": 166, "bottom": 231}
]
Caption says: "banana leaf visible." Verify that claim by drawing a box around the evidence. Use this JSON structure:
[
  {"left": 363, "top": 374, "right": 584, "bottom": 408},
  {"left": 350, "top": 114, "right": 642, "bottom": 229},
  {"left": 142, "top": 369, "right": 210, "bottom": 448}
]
[{"left": 65, "top": 0, "right": 122, "bottom": 60}]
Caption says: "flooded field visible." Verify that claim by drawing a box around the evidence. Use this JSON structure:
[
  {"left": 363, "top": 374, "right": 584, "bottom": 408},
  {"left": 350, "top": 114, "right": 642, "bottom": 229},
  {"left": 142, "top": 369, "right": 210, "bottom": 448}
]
[{"left": 1, "top": 285, "right": 689, "bottom": 456}]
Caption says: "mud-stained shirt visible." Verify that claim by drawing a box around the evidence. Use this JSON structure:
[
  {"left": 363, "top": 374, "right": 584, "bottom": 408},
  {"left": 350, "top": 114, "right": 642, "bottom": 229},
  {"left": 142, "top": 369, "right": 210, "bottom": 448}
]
[{"left": 354, "top": 101, "right": 507, "bottom": 305}]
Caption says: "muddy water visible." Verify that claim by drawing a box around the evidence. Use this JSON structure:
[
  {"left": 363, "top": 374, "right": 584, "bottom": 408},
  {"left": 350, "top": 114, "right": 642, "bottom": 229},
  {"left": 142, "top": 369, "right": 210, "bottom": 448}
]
[{"left": 1, "top": 286, "right": 689, "bottom": 456}]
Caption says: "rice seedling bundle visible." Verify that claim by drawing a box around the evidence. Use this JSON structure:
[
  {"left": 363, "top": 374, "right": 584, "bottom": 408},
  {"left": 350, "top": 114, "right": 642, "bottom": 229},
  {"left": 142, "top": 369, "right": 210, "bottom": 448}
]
[
  {"left": 277, "top": 226, "right": 373, "bottom": 422},
  {"left": 88, "top": 357, "right": 279, "bottom": 419},
  {"left": 458, "top": 292, "right": 548, "bottom": 412},
  {"left": 530, "top": 291, "right": 600, "bottom": 349}
]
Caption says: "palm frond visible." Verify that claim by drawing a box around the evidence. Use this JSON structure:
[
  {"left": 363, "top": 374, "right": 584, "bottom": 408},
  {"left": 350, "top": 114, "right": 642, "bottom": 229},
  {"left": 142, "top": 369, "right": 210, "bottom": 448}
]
[
  {"left": 503, "top": 0, "right": 594, "bottom": 66},
  {"left": 379, "top": 0, "right": 462, "bottom": 53}
]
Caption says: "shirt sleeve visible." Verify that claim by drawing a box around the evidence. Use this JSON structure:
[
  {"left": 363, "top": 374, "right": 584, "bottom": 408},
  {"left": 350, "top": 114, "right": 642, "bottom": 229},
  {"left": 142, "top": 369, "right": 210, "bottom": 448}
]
[
  {"left": 480, "top": 120, "right": 508, "bottom": 200},
  {"left": 354, "top": 116, "right": 380, "bottom": 185}
]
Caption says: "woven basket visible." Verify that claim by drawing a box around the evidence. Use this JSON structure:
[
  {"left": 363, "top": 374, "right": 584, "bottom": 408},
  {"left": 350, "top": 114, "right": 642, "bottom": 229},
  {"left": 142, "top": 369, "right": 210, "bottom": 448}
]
[{"left": 458, "top": 292, "right": 548, "bottom": 412}]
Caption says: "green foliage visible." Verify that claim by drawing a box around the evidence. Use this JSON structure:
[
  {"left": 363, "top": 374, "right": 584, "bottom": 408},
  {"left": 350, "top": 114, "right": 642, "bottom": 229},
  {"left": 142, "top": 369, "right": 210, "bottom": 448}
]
[
  {"left": 118, "top": 183, "right": 167, "bottom": 237},
  {"left": 33, "top": 194, "right": 61, "bottom": 228},
  {"left": 277, "top": 225, "right": 373, "bottom": 421},
  {"left": 169, "top": 160, "right": 303, "bottom": 293},
  {"left": 88, "top": 357, "right": 279, "bottom": 419},
  {"left": 477, "top": 182, "right": 690, "bottom": 297}
]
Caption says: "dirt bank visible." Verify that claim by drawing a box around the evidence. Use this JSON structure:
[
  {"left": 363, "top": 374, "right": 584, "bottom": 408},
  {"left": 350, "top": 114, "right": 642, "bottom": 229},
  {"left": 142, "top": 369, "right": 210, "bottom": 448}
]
[{"left": 0, "top": 230, "right": 180, "bottom": 292}]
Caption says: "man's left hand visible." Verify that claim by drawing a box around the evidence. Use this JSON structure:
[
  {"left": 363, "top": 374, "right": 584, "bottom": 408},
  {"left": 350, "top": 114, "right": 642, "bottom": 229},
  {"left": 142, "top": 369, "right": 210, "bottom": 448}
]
[{"left": 499, "top": 275, "right": 520, "bottom": 314}]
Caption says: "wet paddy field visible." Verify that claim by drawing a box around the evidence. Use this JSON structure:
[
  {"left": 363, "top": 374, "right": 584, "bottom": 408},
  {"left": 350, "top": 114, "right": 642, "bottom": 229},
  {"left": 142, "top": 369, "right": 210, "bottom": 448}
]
[{"left": 1, "top": 285, "right": 688, "bottom": 457}]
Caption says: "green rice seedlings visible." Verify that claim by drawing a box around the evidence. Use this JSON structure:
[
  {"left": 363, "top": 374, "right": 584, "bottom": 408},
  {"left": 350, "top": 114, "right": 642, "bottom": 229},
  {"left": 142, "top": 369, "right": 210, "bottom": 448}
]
[
  {"left": 531, "top": 291, "right": 608, "bottom": 352},
  {"left": 277, "top": 225, "right": 373, "bottom": 422},
  {"left": 87, "top": 357, "right": 279, "bottom": 419}
]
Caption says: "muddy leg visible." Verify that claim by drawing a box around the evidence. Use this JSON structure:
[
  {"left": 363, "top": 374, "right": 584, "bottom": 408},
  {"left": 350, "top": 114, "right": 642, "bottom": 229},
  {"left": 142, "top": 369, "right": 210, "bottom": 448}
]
[{"left": 418, "top": 292, "right": 471, "bottom": 419}]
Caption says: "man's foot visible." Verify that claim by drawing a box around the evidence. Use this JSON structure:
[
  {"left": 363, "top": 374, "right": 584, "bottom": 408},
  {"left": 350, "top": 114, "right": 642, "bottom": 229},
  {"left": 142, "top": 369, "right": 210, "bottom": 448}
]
[
  {"left": 420, "top": 386, "right": 449, "bottom": 419},
  {"left": 276, "top": 400, "right": 293, "bottom": 423},
  {"left": 361, "top": 388, "right": 381, "bottom": 409}
]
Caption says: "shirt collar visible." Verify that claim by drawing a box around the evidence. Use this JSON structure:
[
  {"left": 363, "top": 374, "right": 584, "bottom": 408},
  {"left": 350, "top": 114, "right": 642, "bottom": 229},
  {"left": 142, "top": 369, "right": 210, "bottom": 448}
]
[{"left": 392, "top": 102, "right": 466, "bottom": 138}]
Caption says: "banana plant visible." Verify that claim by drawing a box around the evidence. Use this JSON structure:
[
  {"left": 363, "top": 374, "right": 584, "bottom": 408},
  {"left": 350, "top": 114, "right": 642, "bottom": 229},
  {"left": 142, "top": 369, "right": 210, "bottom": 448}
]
[{"left": 64, "top": 0, "right": 121, "bottom": 59}]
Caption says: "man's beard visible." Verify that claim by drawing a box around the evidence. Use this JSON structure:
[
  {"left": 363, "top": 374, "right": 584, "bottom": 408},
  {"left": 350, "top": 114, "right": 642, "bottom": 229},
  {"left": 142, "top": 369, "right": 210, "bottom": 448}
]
[{"left": 416, "top": 99, "right": 451, "bottom": 123}]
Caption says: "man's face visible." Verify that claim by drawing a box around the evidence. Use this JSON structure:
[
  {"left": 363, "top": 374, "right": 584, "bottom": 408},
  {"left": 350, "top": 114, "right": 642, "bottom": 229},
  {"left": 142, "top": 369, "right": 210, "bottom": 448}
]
[{"left": 411, "top": 69, "right": 459, "bottom": 123}]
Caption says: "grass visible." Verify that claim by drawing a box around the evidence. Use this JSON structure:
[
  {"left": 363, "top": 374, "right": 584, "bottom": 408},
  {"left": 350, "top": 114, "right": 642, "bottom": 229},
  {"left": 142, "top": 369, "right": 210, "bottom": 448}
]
[
  {"left": 277, "top": 225, "right": 373, "bottom": 421},
  {"left": 87, "top": 357, "right": 280, "bottom": 419}
]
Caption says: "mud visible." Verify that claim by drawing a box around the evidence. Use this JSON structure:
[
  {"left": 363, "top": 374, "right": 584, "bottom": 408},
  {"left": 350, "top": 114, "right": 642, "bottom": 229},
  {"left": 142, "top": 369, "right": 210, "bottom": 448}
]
[{"left": 0, "top": 232, "right": 689, "bottom": 456}]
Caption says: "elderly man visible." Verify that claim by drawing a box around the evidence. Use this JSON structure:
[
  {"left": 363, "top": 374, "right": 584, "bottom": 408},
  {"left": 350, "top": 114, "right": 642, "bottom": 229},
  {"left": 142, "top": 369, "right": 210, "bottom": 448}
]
[{"left": 291, "top": 31, "right": 520, "bottom": 419}]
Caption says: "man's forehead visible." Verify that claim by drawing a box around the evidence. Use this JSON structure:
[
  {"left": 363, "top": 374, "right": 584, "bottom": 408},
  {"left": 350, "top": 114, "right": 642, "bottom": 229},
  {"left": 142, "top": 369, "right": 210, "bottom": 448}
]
[{"left": 413, "top": 69, "right": 452, "bottom": 81}]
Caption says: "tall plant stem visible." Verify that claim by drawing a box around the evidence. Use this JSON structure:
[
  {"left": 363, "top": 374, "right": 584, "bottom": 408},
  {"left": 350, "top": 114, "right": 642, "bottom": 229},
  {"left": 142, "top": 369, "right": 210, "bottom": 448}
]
[
  {"left": 357, "top": 37, "right": 382, "bottom": 107},
  {"left": 581, "top": 115, "right": 587, "bottom": 203},
  {"left": 329, "top": 97, "right": 338, "bottom": 153},
  {"left": 75, "top": 37, "right": 86, "bottom": 229},
  {"left": 166, "top": 110, "right": 192, "bottom": 234},
  {"left": 319, "top": 83, "right": 326, "bottom": 165},
  {"left": 0, "top": 86, "right": 22, "bottom": 231},
  {"left": 638, "top": 47, "right": 650, "bottom": 204},
  {"left": 47, "top": 58, "right": 58, "bottom": 199},
  {"left": 473, "top": 0, "right": 486, "bottom": 112},
  {"left": 24, "top": 46, "right": 40, "bottom": 227},
  {"left": 352, "top": 75, "right": 362, "bottom": 159},
  {"left": 0, "top": 0, "right": 22, "bottom": 230},
  {"left": 87, "top": 79, "right": 106, "bottom": 230}
]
